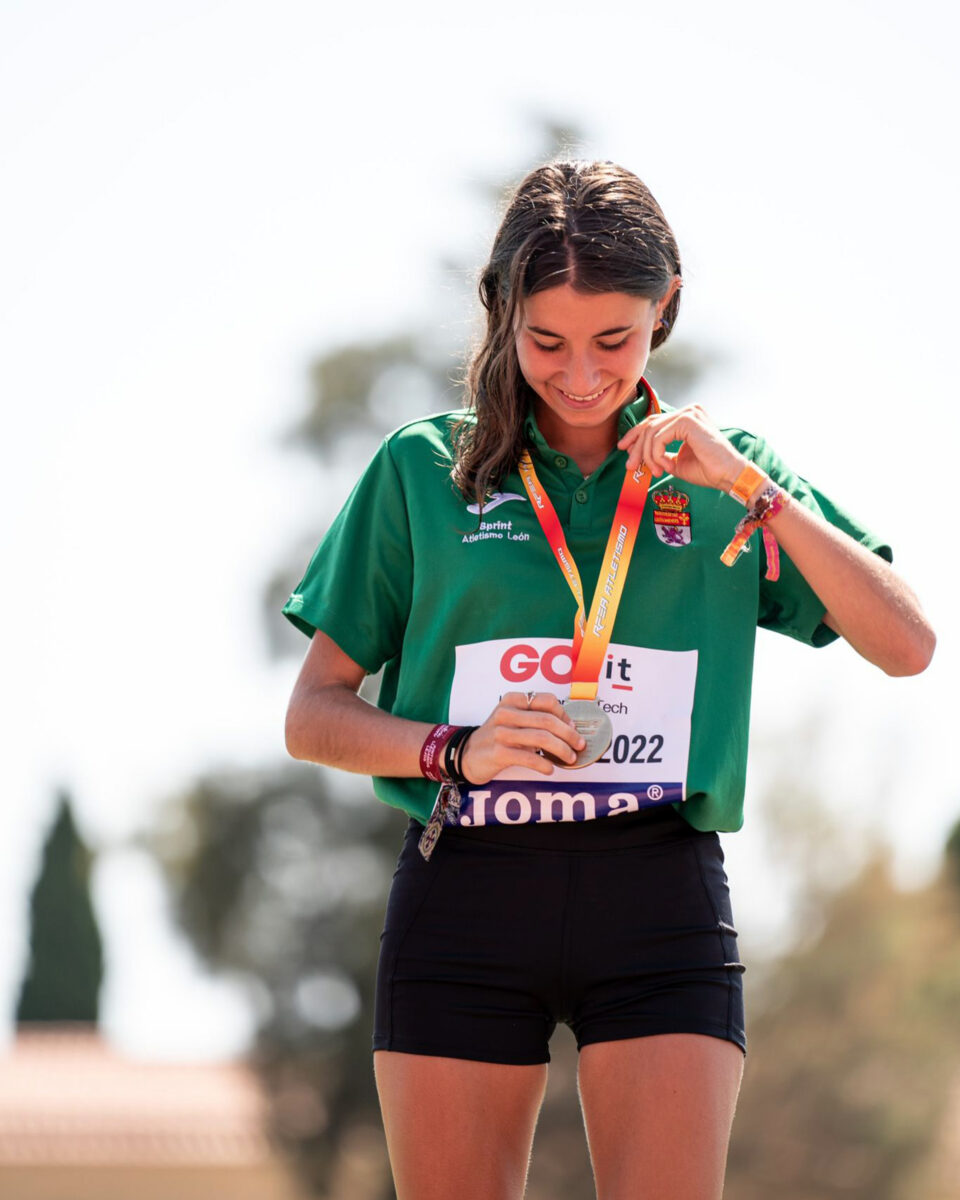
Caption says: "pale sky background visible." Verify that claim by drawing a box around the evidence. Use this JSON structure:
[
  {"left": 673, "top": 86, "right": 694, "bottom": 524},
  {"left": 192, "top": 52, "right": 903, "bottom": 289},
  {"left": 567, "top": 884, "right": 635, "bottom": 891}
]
[{"left": 2, "top": 0, "right": 957, "bottom": 1059}]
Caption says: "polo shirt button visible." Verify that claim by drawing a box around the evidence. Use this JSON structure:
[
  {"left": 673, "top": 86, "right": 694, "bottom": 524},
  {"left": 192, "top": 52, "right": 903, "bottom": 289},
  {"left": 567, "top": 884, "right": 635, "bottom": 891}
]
[
  {"left": 574, "top": 489, "right": 588, "bottom": 504},
  {"left": 554, "top": 455, "right": 568, "bottom": 468}
]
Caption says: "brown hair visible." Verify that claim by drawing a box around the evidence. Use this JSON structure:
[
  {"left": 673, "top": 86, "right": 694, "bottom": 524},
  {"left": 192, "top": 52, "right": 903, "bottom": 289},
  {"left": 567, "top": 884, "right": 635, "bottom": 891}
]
[{"left": 453, "top": 160, "right": 682, "bottom": 505}]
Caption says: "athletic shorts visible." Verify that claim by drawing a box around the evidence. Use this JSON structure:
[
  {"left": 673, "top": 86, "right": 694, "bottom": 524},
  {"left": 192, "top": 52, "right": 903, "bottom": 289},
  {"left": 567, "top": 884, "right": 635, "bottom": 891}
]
[{"left": 372, "top": 803, "right": 746, "bottom": 1065}]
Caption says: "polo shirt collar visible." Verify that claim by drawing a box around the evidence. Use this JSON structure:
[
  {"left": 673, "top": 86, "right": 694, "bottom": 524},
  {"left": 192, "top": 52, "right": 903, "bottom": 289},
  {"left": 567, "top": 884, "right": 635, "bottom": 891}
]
[{"left": 522, "top": 380, "right": 654, "bottom": 454}]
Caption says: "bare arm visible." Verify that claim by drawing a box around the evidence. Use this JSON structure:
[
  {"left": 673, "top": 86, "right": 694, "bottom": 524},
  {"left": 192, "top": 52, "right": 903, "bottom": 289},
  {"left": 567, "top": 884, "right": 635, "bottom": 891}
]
[
  {"left": 284, "top": 630, "right": 433, "bottom": 775},
  {"left": 284, "top": 629, "right": 586, "bottom": 779},
  {"left": 619, "top": 405, "right": 936, "bottom": 677},
  {"left": 761, "top": 494, "right": 935, "bottom": 676}
]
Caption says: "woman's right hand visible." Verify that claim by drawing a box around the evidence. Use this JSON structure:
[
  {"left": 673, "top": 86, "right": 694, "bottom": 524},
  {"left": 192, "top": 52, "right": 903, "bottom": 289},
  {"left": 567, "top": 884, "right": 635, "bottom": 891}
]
[{"left": 460, "top": 692, "right": 586, "bottom": 784}]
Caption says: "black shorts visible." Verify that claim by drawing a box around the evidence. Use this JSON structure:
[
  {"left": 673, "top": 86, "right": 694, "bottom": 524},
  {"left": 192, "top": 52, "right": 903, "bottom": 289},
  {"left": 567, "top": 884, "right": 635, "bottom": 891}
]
[{"left": 372, "top": 804, "right": 746, "bottom": 1065}]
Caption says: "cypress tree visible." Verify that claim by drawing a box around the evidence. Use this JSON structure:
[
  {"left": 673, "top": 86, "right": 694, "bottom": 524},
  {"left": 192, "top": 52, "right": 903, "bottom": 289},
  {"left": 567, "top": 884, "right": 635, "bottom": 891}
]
[
  {"left": 945, "top": 814, "right": 960, "bottom": 895},
  {"left": 16, "top": 789, "right": 104, "bottom": 1023}
]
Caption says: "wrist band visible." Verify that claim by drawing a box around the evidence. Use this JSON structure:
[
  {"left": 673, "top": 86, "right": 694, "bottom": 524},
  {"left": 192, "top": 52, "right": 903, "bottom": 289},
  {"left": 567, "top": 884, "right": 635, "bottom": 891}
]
[
  {"left": 420, "top": 724, "right": 460, "bottom": 782},
  {"left": 419, "top": 723, "right": 480, "bottom": 785},
  {"left": 749, "top": 483, "right": 787, "bottom": 524},
  {"left": 761, "top": 527, "right": 781, "bottom": 582},
  {"left": 417, "top": 726, "right": 478, "bottom": 862},
  {"left": 728, "top": 462, "right": 768, "bottom": 506},
  {"left": 442, "top": 724, "right": 479, "bottom": 786},
  {"left": 721, "top": 484, "right": 788, "bottom": 577}
]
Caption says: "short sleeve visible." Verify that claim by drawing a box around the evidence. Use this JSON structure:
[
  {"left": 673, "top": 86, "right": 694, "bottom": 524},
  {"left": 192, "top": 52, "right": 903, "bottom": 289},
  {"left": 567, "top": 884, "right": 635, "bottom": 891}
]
[
  {"left": 745, "top": 433, "right": 893, "bottom": 648},
  {"left": 281, "top": 438, "right": 413, "bottom": 673}
]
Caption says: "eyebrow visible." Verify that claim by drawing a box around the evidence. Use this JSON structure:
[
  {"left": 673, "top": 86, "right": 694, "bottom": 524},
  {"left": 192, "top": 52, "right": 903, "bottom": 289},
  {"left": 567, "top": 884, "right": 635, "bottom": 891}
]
[{"left": 526, "top": 324, "right": 634, "bottom": 338}]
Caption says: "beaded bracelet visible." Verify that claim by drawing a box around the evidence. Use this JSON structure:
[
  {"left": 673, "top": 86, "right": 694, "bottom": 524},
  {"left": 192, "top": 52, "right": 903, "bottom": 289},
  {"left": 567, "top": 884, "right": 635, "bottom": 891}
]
[{"left": 720, "top": 483, "right": 788, "bottom": 578}]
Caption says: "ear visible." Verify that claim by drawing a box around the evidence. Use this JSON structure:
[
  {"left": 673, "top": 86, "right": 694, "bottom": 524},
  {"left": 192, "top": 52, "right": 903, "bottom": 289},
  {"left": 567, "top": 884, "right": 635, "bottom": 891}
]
[{"left": 655, "top": 275, "right": 683, "bottom": 327}]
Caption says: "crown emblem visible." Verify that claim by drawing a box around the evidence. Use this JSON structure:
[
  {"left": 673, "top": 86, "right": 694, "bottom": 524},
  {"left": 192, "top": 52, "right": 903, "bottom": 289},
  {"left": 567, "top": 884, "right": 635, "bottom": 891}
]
[
  {"left": 652, "top": 484, "right": 693, "bottom": 547},
  {"left": 653, "top": 486, "right": 690, "bottom": 512}
]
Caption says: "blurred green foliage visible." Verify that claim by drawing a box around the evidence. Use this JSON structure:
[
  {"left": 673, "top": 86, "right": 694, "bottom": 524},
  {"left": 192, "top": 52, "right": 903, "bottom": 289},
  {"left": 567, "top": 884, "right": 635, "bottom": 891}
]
[
  {"left": 725, "top": 851, "right": 960, "bottom": 1200},
  {"left": 146, "top": 764, "right": 405, "bottom": 1194}
]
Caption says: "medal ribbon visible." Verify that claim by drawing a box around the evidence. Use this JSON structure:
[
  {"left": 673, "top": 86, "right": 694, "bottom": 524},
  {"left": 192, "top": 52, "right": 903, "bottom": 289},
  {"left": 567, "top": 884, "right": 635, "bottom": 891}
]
[{"left": 517, "top": 379, "right": 660, "bottom": 702}]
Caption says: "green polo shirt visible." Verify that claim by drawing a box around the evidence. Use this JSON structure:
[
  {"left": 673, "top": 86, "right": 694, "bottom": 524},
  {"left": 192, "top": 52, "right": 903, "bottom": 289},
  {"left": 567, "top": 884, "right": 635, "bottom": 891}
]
[{"left": 282, "top": 394, "right": 891, "bottom": 832}]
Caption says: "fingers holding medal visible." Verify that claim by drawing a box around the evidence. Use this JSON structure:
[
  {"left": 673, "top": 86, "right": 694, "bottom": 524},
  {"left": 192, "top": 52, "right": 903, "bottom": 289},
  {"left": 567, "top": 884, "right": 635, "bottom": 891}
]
[
  {"left": 460, "top": 692, "right": 587, "bottom": 781},
  {"left": 541, "top": 698, "right": 613, "bottom": 769},
  {"left": 504, "top": 692, "right": 613, "bottom": 770},
  {"left": 618, "top": 403, "right": 746, "bottom": 493},
  {"left": 501, "top": 690, "right": 568, "bottom": 718}
]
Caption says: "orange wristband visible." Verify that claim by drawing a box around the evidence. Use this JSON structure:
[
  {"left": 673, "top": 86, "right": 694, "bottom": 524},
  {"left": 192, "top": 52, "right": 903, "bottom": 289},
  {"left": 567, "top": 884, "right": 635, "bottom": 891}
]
[
  {"left": 728, "top": 463, "right": 767, "bottom": 505},
  {"left": 721, "top": 485, "right": 788, "bottom": 569}
]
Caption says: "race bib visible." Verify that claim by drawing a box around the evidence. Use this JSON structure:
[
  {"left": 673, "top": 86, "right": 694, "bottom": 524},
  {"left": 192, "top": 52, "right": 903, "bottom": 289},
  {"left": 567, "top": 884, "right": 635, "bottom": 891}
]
[{"left": 446, "top": 637, "right": 697, "bottom": 826}]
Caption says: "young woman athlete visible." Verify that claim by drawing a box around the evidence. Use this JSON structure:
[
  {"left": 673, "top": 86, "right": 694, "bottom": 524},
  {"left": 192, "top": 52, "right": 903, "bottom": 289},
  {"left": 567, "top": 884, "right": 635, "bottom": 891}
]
[{"left": 282, "top": 161, "right": 935, "bottom": 1200}]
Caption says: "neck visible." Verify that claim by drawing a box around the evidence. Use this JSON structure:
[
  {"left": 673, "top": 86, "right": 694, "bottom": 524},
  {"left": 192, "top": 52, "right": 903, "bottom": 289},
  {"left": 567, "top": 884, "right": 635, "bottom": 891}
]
[{"left": 532, "top": 401, "right": 619, "bottom": 476}]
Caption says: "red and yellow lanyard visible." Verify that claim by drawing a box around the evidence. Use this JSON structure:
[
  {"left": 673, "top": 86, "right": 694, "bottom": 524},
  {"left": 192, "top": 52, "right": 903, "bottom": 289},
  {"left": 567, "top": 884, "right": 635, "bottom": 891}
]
[{"left": 517, "top": 380, "right": 661, "bottom": 701}]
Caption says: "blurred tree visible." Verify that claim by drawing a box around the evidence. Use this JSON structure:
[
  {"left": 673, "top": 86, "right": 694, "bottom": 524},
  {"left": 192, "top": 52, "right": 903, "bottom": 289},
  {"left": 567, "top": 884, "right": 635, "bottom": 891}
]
[
  {"left": 944, "top": 814, "right": 960, "bottom": 895},
  {"left": 150, "top": 121, "right": 714, "bottom": 1198},
  {"left": 724, "top": 828, "right": 960, "bottom": 1200},
  {"left": 17, "top": 789, "right": 104, "bottom": 1024},
  {"left": 147, "top": 763, "right": 404, "bottom": 1194}
]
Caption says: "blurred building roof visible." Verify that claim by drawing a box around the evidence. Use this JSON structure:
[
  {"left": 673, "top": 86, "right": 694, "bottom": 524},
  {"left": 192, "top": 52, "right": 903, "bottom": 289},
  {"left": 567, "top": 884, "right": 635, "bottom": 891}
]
[{"left": 0, "top": 1025, "right": 277, "bottom": 1166}]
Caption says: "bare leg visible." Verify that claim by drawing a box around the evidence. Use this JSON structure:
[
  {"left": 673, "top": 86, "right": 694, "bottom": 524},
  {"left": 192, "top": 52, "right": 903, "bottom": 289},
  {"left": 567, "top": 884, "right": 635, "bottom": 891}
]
[
  {"left": 577, "top": 1033, "right": 744, "bottom": 1200},
  {"left": 374, "top": 1050, "right": 549, "bottom": 1200}
]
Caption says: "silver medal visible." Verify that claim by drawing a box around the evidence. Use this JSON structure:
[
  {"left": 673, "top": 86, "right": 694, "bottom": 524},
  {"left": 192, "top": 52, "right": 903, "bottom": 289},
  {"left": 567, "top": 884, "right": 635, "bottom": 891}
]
[{"left": 543, "top": 698, "right": 613, "bottom": 769}]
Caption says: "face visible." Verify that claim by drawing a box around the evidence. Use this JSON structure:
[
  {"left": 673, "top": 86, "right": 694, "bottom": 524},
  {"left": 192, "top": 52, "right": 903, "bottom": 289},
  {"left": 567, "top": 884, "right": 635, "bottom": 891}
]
[{"left": 514, "top": 284, "right": 669, "bottom": 450}]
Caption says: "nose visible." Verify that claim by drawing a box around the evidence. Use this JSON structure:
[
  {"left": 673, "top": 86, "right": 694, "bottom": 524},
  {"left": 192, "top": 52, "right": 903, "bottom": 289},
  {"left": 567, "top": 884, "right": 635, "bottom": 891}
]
[{"left": 559, "top": 352, "right": 603, "bottom": 396}]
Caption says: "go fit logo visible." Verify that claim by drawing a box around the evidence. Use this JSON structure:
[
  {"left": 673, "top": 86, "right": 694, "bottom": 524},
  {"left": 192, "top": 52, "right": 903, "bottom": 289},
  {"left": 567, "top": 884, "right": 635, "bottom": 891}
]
[{"left": 499, "top": 643, "right": 634, "bottom": 689}]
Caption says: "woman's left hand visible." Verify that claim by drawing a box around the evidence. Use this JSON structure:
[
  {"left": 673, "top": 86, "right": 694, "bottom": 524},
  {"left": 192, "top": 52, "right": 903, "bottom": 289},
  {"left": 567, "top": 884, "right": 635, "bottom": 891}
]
[
  {"left": 620, "top": 406, "right": 936, "bottom": 677},
  {"left": 618, "top": 404, "right": 745, "bottom": 493}
]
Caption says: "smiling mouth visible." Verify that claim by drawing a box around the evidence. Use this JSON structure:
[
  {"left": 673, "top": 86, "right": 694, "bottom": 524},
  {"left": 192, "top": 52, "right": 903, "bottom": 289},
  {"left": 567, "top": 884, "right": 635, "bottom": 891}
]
[{"left": 556, "top": 382, "right": 614, "bottom": 403}]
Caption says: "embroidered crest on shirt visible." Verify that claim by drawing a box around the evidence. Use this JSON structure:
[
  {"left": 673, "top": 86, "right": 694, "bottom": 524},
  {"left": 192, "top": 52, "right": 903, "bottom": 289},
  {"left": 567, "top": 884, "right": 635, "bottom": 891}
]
[{"left": 652, "top": 486, "right": 692, "bottom": 547}]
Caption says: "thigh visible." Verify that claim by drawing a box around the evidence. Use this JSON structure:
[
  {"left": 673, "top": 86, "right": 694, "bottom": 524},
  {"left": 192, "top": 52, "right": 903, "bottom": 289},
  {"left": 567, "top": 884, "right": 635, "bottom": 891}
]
[
  {"left": 577, "top": 1033, "right": 744, "bottom": 1200},
  {"left": 374, "top": 1049, "right": 548, "bottom": 1200}
]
